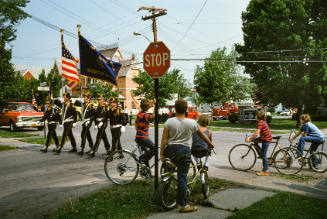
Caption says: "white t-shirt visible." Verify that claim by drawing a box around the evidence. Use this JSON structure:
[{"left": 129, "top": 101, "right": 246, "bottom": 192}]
[{"left": 164, "top": 117, "right": 198, "bottom": 147}]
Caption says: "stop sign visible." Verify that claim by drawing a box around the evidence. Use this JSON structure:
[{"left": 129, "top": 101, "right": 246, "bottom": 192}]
[{"left": 143, "top": 41, "right": 170, "bottom": 78}]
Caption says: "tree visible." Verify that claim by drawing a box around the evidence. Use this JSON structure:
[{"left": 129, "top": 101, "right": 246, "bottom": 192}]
[
  {"left": 47, "top": 69, "right": 62, "bottom": 97},
  {"left": 86, "top": 81, "right": 119, "bottom": 101},
  {"left": 132, "top": 69, "right": 191, "bottom": 107},
  {"left": 194, "top": 47, "right": 251, "bottom": 105},
  {"left": 0, "top": 0, "right": 30, "bottom": 102},
  {"left": 235, "top": 0, "right": 327, "bottom": 113}
]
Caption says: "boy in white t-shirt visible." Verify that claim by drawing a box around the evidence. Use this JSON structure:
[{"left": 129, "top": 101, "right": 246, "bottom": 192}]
[{"left": 160, "top": 100, "right": 214, "bottom": 213}]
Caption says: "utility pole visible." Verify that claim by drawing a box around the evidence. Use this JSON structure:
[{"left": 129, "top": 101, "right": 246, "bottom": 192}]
[{"left": 138, "top": 6, "right": 167, "bottom": 190}]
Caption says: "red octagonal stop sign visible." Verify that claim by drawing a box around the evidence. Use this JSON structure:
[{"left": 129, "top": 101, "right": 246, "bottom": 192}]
[{"left": 143, "top": 41, "right": 170, "bottom": 78}]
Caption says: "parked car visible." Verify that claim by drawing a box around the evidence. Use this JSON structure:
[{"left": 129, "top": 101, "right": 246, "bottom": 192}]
[
  {"left": 279, "top": 110, "right": 291, "bottom": 116},
  {"left": 0, "top": 102, "right": 44, "bottom": 131}
]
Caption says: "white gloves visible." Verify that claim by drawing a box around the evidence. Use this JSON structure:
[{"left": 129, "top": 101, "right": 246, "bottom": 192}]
[
  {"left": 73, "top": 123, "right": 76, "bottom": 128},
  {"left": 59, "top": 125, "right": 63, "bottom": 128},
  {"left": 98, "top": 122, "right": 103, "bottom": 128},
  {"left": 85, "top": 121, "right": 90, "bottom": 126},
  {"left": 121, "top": 126, "right": 126, "bottom": 133}
]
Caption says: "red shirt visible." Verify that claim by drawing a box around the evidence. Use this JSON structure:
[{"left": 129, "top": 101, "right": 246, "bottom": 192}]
[
  {"left": 135, "top": 111, "right": 152, "bottom": 137},
  {"left": 257, "top": 120, "right": 272, "bottom": 142}
]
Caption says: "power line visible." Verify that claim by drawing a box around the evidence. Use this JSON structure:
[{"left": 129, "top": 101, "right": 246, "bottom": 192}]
[{"left": 174, "top": 0, "right": 208, "bottom": 49}]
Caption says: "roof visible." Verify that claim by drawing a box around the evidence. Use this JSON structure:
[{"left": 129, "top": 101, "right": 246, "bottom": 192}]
[
  {"left": 99, "top": 47, "right": 123, "bottom": 61},
  {"left": 13, "top": 64, "right": 51, "bottom": 79}
]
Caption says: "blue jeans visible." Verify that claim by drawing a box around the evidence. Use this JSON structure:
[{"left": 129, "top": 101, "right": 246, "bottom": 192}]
[
  {"left": 261, "top": 142, "right": 270, "bottom": 172},
  {"left": 135, "top": 137, "right": 155, "bottom": 166},
  {"left": 164, "top": 145, "right": 191, "bottom": 208},
  {"left": 297, "top": 136, "right": 324, "bottom": 155},
  {"left": 297, "top": 136, "right": 324, "bottom": 167}
]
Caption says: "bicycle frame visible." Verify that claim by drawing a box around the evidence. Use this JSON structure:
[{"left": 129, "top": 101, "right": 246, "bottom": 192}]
[{"left": 250, "top": 137, "right": 283, "bottom": 162}]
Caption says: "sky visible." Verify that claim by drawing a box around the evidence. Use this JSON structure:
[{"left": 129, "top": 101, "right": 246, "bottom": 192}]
[{"left": 10, "top": 0, "right": 250, "bottom": 82}]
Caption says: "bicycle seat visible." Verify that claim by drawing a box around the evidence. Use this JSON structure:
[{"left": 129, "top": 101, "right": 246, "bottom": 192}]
[{"left": 273, "top": 136, "right": 281, "bottom": 140}]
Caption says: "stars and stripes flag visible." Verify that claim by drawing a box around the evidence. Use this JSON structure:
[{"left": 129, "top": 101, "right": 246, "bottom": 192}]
[{"left": 61, "top": 43, "right": 80, "bottom": 92}]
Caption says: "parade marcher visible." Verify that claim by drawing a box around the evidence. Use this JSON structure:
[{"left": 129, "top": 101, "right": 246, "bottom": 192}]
[
  {"left": 79, "top": 91, "right": 95, "bottom": 155},
  {"left": 56, "top": 92, "right": 77, "bottom": 154},
  {"left": 88, "top": 93, "right": 110, "bottom": 157},
  {"left": 108, "top": 97, "right": 126, "bottom": 154},
  {"left": 40, "top": 96, "right": 60, "bottom": 153}
]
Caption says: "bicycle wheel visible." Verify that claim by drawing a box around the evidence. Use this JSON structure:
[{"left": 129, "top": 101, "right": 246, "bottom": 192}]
[
  {"left": 104, "top": 150, "right": 139, "bottom": 185},
  {"left": 273, "top": 147, "right": 303, "bottom": 175},
  {"left": 157, "top": 176, "right": 178, "bottom": 210},
  {"left": 309, "top": 152, "right": 327, "bottom": 173},
  {"left": 228, "top": 144, "right": 257, "bottom": 171},
  {"left": 200, "top": 171, "right": 209, "bottom": 199}
]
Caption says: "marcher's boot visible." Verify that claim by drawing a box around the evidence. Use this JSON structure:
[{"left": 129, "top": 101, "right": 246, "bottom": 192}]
[
  {"left": 78, "top": 148, "right": 84, "bottom": 155},
  {"left": 40, "top": 146, "right": 48, "bottom": 153},
  {"left": 55, "top": 146, "right": 63, "bottom": 155},
  {"left": 69, "top": 147, "right": 77, "bottom": 153}
]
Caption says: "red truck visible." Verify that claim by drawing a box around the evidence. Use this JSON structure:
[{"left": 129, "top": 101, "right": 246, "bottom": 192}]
[
  {"left": 168, "top": 106, "right": 198, "bottom": 120},
  {"left": 212, "top": 102, "right": 239, "bottom": 120},
  {"left": 0, "top": 102, "right": 44, "bottom": 131}
]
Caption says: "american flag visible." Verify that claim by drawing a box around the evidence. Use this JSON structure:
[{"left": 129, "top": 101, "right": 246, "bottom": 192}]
[{"left": 62, "top": 43, "right": 80, "bottom": 92}]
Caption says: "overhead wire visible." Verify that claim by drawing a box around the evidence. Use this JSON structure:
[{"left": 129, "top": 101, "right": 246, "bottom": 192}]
[{"left": 174, "top": 0, "right": 208, "bottom": 50}]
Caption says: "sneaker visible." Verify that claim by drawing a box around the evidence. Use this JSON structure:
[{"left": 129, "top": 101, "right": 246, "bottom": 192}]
[
  {"left": 179, "top": 205, "right": 197, "bottom": 213},
  {"left": 256, "top": 171, "right": 269, "bottom": 176}
]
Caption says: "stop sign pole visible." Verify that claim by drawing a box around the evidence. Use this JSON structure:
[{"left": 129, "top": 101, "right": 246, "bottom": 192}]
[{"left": 139, "top": 6, "right": 168, "bottom": 190}]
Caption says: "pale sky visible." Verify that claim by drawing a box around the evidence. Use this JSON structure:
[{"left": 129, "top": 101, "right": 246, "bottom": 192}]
[{"left": 11, "top": 0, "right": 250, "bottom": 82}]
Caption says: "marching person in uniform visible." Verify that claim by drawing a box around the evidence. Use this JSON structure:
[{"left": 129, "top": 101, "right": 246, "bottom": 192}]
[
  {"left": 108, "top": 97, "right": 125, "bottom": 154},
  {"left": 56, "top": 92, "right": 77, "bottom": 154},
  {"left": 40, "top": 96, "right": 60, "bottom": 152},
  {"left": 88, "top": 93, "right": 110, "bottom": 157},
  {"left": 79, "top": 91, "right": 95, "bottom": 155}
]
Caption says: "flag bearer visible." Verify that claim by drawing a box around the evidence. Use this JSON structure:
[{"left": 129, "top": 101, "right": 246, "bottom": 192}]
[
  {"left": 108, "top": 97, "right": 125, "bottom": 154},
  {"left": 79, "top": 91, "right": 95, "bottom": 155},
  {"left": 56, "top": 92, "right": 77, "bottom": 154},
  {"left": 88, "top": 93, "right": 110, "bottom": 156}
]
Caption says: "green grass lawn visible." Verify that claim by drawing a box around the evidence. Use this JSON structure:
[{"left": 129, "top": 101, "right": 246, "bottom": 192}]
[
  {"left": 0, "top": 145, "right": 17, "bottom": 151},
  {"left": 210, "top": 118, "right": 327, "bottom": 130},
  {"left": 0, "top": 129, "right": 39, "bottom": 138},
  {"left": 19, "top": 136, "right": 68, "bottom": 145},
  {"left": 47, "top": 178, "right": 236, "bottom": 219},
  {"left": 229, "top": 192, "right": 327, "bottom": 218}
]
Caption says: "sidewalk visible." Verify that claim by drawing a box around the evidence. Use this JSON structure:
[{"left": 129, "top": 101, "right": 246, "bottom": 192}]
[{"left": 148, "top": 188, "right": 275, "bottom": 219}]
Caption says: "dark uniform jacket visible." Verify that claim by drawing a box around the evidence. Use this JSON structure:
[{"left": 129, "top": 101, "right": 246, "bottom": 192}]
[
  {"left": 95, "top": 103, "right": 109, "bottom": 124},
  {"left": 61, "top": 102, "right": 77, "bottom": 124},
  {"left": 108, "top": 107, "right": 125, "bottom": 127},
  {"left": 82, "top": 102, "right": 95, "bottom": 124},
  {"left": 41, "top": 106, "right": 61, "bottom": 124}
]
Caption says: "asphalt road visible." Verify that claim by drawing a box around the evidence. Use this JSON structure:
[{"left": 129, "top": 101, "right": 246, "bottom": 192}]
[{"left": 0, "top": 123, "right": 326, "bottom": 218}]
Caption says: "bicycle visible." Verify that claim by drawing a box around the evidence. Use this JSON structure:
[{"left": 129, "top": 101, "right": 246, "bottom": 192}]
[
  {"left": 228, "top": 135, "right": 303, "bottom": 175},
  {"left": 157, "top": 151, "right": 213, "bottom": 210},
  {"left": 104, "top": 143, "right": 161, "bottom": 185},
  {"left": 287, "top": 129, "right": 327, "bottom": 173}
]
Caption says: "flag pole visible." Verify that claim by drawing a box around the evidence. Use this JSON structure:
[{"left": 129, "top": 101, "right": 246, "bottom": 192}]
[
  {"left": 60, "top": 29, "right": 64, "bottom": 98},
  {"left": 77, "top": 25, "right": 82, "bottom": 98}
]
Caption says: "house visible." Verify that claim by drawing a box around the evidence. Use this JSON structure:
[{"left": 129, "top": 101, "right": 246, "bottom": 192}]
[
  {"left": 99, "top": 47, "right": 141, "bottom": 111},
  {"left": 13, "top": 64, "right": 51, "bottom": 81}
]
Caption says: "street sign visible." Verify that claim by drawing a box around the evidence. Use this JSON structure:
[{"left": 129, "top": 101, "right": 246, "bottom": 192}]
[
  {"left": 38, "top": 86, "right": 49, "bottom": 91},
  {"left": 143, "top": 41, "right": 170, "bottom": 78}
]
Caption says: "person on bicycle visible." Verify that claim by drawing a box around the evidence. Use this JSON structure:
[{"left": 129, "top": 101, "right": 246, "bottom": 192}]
[
  {"left": 134, "top": 98, "right": 156, "bottom": 167},
  {"left": 290, "top": 114, "right": 324, "bottom": 166},
  {"left": 191, "top": 114, "right": 212, "bottom": 171},
  {"left": 160, "top": 100, "right": 214, "bottom": 213},
  {"left": 245, "top": 111, "right": 272, "bottom": 176}
]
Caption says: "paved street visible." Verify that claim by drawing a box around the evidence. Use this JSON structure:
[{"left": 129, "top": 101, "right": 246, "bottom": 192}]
[{"left": 0, "top": 123, "right": 326, "bottom": 218}]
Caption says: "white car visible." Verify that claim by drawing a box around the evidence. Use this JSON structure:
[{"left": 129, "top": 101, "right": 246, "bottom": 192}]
[{"left": 280, "top": 110, "right": 291, "bottom": 116}]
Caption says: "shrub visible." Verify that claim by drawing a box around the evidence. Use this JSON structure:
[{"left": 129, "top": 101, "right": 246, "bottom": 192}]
[
  {"left": 228, "top": 113, "right": 238, "bottom": 123},
  {"left": 310, "top": 114, "right": 327, "bottom": 121}
]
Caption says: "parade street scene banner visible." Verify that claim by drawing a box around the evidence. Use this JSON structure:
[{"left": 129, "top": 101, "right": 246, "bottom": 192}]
[{"left": 78, "top": 34, "right": 123, "bottom": 86}]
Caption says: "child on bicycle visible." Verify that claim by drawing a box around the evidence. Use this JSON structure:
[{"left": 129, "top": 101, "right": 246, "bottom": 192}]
[
  {"left": 191, "top": 114, "right": 212, "bottom": 171},
  {"left": 134, "top": 97, "right": 156, "bottom": 167},
  {"left": 290, "top": 114, "right": 324, "bottom": 167},
  {"left": 245, "top": 111, "right": 272, "bottom": 176}
]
